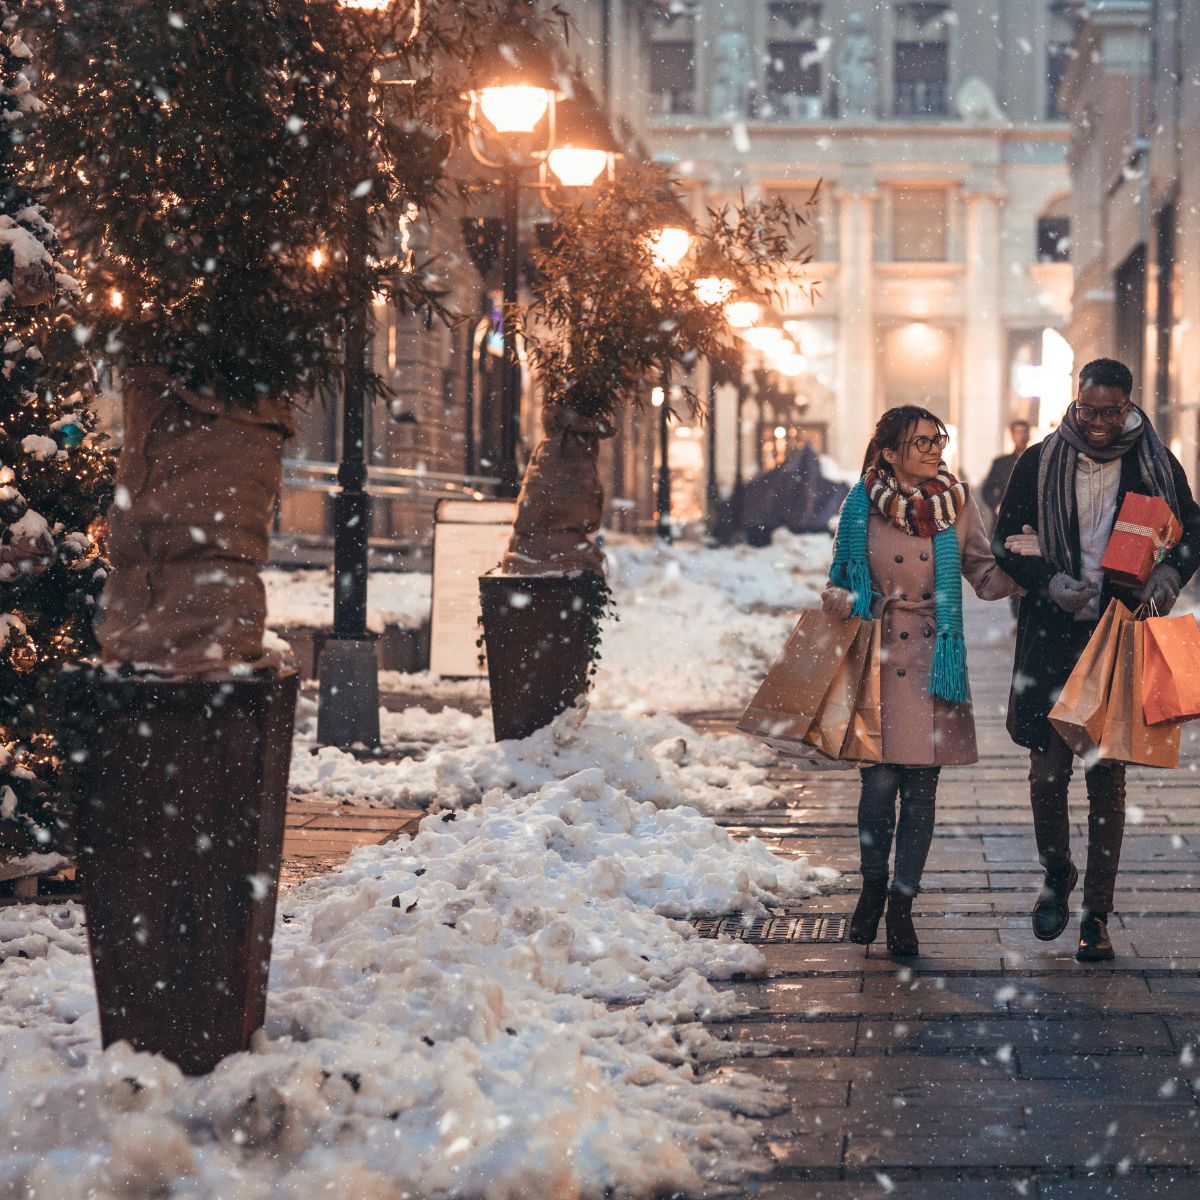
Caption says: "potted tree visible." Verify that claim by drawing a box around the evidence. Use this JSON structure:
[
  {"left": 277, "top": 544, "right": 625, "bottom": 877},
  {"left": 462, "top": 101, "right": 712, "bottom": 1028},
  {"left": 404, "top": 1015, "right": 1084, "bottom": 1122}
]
[
  {"left": 32, "top": 0, "right": 528, "bottom": 1073},
  {"left": 480, "top": 165, "right": 815, "bottom": 740}
]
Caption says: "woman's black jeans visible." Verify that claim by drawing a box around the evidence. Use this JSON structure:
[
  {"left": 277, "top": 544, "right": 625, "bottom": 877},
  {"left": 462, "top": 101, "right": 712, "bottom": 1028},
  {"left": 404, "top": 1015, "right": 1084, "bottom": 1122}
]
[
  {"left": 1029, "top": 728, "right": 1126, "bottom": 914},
  {"left": 858, "top": 763, "right": 941, "bottom": 896}
]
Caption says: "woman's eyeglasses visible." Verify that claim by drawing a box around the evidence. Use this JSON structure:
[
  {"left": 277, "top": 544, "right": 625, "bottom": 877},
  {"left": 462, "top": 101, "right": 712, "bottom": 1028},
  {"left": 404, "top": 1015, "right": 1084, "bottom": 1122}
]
[
  {"left": 903, "top": 434, "right": 949, "bottom": 454},
  {"left": 1076, "top": 402, "right": 1128, "bottom": 424}
]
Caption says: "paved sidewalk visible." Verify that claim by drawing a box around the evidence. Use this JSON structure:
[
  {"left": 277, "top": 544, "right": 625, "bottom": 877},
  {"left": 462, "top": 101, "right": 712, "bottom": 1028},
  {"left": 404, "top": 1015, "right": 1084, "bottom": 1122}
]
[{"left": 694, "top": 595, "right": 1200, "bottom": 1198}]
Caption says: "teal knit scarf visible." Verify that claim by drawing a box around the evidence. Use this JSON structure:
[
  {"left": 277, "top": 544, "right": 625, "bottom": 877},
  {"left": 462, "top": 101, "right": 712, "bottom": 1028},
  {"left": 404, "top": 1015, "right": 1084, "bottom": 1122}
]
[{"left": 829, "top": 479, "right": 969, "bottom": 705}]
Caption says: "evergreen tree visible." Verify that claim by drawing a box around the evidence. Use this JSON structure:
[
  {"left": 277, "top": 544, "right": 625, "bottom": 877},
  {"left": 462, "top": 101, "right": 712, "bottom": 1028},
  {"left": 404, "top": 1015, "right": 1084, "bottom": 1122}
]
[{"left": 0, "top": 12, "right": 113, "bottom": 852}]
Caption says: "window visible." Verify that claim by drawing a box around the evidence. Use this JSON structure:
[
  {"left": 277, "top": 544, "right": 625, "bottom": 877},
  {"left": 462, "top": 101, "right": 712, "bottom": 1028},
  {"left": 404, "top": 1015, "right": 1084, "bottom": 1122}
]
[
  {"left": 1045, "top": 42, "right": 1073, "bottom": 119},
  {"left": 1036, "top": 216, "right": 1070, "bottom": 263},
  {"left": 649, "top": 40, "right": 696, "bottom": 115},
  {"left": 891, "top": 187, "right": 948, "bottom": 261},
  {"left": 894, "top": 3, "right": 950, "bottom": 118},
  {"left": 764, "top": 2, "right": 823, "bottom": 119}
]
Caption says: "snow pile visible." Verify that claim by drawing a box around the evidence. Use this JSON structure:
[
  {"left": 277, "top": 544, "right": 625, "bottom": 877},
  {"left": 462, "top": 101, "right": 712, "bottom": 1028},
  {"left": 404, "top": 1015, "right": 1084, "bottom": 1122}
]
[
  {"left": 292, "top": 703, "right": 789, "bottom": 816},
  {"left": 264, "top": 567, "right": 431, "bottom": 633},
  {"left": 592, "top": 530, "right": 831, "bottom": 712},
  {"left": 0, "top": 770, "right": 832, "bottom": 1199}
]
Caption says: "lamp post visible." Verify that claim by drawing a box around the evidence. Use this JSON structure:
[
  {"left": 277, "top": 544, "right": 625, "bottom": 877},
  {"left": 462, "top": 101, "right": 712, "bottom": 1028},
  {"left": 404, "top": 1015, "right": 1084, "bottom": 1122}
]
[
  {"left": 464, "top": 46, "right": 618, "bottom": 497},
  {"left": 648, "top": 224, "right": 693, "bottom": 541},
  {"left": 316, "top": 0, "right": 418, "bottom": 750}
]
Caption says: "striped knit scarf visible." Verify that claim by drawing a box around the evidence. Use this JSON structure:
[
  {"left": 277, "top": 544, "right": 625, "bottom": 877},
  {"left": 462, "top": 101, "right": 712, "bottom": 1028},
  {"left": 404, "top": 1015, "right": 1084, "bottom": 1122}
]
[
  {"left": 830, "top": 477, "right": 970, "bottom": 706},
  {"left": 865, "top": 467, "right": 967, "bottom": 537}
]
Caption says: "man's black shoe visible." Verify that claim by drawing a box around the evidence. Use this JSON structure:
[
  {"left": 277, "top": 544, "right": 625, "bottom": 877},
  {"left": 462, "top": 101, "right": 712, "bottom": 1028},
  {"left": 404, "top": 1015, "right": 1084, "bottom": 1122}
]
[
  {"left": 1076, "top": 912, "right": 1115, "bottom": 962},
  {"left": 1032, "top": 862, "right": 1078, "bottom": 941}
]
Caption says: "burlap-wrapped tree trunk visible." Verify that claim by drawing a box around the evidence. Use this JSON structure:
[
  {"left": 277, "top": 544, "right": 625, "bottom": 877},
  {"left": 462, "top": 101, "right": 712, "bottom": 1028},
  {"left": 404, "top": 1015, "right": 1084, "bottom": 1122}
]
[
  {"left": 98, "top": 369, "right": 294, "bottom": 670},
  {"left": 500, "top": 405, "right": 614, "bottom": 576}
]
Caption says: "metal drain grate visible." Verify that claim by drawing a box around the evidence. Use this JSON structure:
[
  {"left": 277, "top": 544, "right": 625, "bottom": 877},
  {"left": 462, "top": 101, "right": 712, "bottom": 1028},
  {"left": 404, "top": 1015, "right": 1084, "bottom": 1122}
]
[{"left": 691, "top": 913, "right": 847, "bottom": 944}]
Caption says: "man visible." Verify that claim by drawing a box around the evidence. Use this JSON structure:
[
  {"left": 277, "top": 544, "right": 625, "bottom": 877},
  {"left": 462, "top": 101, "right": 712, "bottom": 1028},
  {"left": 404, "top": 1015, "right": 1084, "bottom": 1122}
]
[
  {"left": 993, "top": 359, "right": 1200, "bottom": 961},
  {"left": 981, "top": 419, "right": 1032, "bottom": 524}
]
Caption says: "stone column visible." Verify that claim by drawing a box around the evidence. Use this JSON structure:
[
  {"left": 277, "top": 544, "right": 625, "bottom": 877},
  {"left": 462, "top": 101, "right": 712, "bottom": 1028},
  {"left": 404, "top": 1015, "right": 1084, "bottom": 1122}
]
[
  {"left": 833, "top": 185, "right": 877, "bottom": 472},
  {"left": 962, "top": 186, "right": 1006, "bottom": 487}
]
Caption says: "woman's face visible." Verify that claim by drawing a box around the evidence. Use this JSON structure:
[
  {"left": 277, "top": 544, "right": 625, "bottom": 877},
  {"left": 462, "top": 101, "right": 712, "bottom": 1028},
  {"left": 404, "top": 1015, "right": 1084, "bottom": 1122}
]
[{"left": 883, "top": 418, "right": 945, "bottom": 486}]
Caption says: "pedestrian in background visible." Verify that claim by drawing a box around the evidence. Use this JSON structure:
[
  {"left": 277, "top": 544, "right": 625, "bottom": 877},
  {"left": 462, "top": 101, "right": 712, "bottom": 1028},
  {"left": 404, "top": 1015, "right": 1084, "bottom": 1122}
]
[
  {"left": 981, "top": 419, "right": 1032, "bottom": 526},
  {"left": 993, "top": 358, "right": 1200, "bottom": 961},
  {"left": 822, "top": 406, "right": 1020, "bottom": 956}
]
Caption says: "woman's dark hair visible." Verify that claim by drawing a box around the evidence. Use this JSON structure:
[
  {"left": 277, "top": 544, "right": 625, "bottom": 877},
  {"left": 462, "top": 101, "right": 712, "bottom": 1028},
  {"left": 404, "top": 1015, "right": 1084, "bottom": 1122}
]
[{"left": 861, "top": 405, "right": 947, "bottom": 476}]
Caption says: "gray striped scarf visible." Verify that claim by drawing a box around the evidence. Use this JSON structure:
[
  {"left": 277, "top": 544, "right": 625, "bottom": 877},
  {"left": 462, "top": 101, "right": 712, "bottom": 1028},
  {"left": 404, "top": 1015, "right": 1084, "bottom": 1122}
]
[{"left": 1036, "top": 404, "right": 1178, "bottom": 577}]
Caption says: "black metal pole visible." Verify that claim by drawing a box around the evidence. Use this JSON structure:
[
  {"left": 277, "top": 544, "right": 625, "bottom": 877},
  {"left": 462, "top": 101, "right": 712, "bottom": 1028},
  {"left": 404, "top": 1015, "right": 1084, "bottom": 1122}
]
[
  {"left": 463, "top": 319, "right": 477, "bottom": 476},
  {"left": 656, "top": 364, "right": 672, "bottom": 541},
  {"left": 499, "top": 167, "right": 521, "bottom": 497},
  {"left": 333, "top": 192, "right": 370, "bottom": 642},
  {"left": 732, "top": 374, "right": 746, "bottom": 541},
  {"left": 705, "top": 366, "right": 719, "bottom": 536},
  {"left": 317, "top": 81, "right": 380, "bottom": 750}
]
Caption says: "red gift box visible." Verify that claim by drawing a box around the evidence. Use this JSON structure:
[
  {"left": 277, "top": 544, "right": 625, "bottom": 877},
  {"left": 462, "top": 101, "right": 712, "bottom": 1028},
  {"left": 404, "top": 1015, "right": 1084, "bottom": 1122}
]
[{"left": 1100, "top": 493, "right": 1183, "bottom": 587}]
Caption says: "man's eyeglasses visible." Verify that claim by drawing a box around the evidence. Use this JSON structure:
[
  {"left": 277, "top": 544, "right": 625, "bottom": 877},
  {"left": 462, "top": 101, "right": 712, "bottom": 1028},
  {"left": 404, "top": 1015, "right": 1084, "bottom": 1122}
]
[
  {"left": 1076, "top": 402, "right": 1128, "bottom": 424},
  {"left": 903, "top": 434, "right": 950, "bottom": 454}
]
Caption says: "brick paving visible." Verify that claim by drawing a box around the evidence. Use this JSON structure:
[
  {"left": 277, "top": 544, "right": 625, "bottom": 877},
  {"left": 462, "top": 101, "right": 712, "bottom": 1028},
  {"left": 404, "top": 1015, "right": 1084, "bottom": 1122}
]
[{"left": 691, "top": 593, "right": 1200, "bottom": 1198}]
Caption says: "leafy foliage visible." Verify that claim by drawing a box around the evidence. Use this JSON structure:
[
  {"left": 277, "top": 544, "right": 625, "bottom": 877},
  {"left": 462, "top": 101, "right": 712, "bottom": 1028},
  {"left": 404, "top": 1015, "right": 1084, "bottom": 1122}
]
[
  {"left": 0, "top": 11, "right": 113, "bottom": 850},
  {"left": 520, "top": 163, "right": 818, "bottom": 423},
  {"left": 26, "top": 0, "right": 551, "bottom": 407}
]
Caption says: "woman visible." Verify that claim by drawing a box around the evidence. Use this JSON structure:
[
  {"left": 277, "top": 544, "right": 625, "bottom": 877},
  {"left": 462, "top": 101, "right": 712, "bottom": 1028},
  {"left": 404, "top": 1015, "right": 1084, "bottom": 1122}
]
[{"left": 822, "top": 406, "right": 1019, "bottom": 956}]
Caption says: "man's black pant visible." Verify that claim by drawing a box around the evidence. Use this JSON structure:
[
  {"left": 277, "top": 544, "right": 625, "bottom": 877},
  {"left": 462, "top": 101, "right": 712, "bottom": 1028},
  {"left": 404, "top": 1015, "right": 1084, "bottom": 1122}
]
[{"left": 1029, "top": 728, "right": 1126, "bottom": 914}]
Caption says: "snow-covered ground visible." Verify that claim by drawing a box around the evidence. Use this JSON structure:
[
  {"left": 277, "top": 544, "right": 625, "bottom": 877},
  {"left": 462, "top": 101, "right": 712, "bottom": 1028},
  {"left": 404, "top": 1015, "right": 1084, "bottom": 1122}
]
[
  {"left": 0, "top": 773, "right": 834, "bottom": 1199},
  {"left": 0, "top": 533, "right": 838, "bottom": 1198}
]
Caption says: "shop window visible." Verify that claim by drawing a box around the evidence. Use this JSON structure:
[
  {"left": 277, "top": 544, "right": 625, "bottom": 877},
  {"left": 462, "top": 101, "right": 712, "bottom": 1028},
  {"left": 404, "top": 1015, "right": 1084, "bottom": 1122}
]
[{"left": 894, "top": 2, "right": 950, "bottom": 118}]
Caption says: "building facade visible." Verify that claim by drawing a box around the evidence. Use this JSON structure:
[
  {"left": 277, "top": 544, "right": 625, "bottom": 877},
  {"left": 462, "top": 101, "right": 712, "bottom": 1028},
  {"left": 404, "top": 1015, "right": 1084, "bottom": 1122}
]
[
  {"left": 1061, "top": 0, "right": 1200, "bottom": 480},
  {"left": 643, "top": 0, "right": 1074, "bottom": 493}
]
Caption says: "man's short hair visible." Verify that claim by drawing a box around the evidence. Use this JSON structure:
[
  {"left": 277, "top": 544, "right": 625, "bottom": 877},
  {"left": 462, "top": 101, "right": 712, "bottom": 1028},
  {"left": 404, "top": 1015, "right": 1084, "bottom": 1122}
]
[
  {"left": 1079, "top": 358, "right": 1134, "bottom": 395},
  {"left": 1009, "top": 419, "right": 1031, "bottom": 430}
]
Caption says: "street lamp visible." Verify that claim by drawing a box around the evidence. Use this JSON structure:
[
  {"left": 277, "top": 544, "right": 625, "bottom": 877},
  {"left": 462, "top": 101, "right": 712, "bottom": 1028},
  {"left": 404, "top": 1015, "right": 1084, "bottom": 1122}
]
[
  {"left": 649, "top": 223, "right": 694, "bottom": 541},
  {"left": 315, "top": 0, "right": 418, "bottom": 750},
  {"left": 464, "top": 32, "right": 560, "bottom": 498}
]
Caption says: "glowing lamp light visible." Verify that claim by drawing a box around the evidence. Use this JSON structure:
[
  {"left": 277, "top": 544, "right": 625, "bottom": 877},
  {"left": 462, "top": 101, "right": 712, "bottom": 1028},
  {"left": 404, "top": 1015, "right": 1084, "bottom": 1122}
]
[
  {"left": 337, "top": 0, "right": 392, "bottom": 7},
  {"left": 108, "top": 289, "right": 124, "bottom": 310},
  {"left": 547, "top": 146, "right": 609, "bottom": 188},
  {"left": 649, "top": 226, "right": 693, "bottom": 270},
  {"left": 694, "top": 276, "right": 734, "bottom": 306},
  {"left": 478, "top": 85, "right": 552, "bottom": 134},
  {"left": 774, "top": 354, "right": 808, "bottom": 377},
  {"left": 651, "top": 386, "right": 666, "bottom": 407},
  {"left": 724, "top": 299, "right": 762, "bottom": 329},
  {"left": 774, "top": 426, "right": 787, "bottom": 439},
  {"left": 309, "top": 247, "right": 327, "bottom": 271},
  {"left": 742, "top": 325, "right": 787, "bottom": 352}
]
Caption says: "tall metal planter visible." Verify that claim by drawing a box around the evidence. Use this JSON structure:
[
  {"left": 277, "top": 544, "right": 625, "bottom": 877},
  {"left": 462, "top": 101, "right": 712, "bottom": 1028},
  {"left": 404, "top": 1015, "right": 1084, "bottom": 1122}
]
[
  {"left": 62, "top": 668, "right": 298, "bottom": 1075},
  {"left": 479, "top": 572, "right": 606, "bottom": 742}
]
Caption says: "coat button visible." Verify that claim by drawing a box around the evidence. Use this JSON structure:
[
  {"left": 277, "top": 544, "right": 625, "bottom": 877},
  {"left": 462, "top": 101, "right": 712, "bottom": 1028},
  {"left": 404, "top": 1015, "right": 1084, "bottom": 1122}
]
[
  {"left": 895, "top": 554, "right": 904, "bottom": 563},
  {"left": 900, "top": 631, "right": 909, "bottom": 640},
  {"left": 919, "top": 552, "right": 930, "bottom": 561},
  {"left": 923, "top": 627, "right": 933, "bottom": 638},
  {"left": 922, "top": 591, "right": 932, "bottom": 600},
  {"left": 897, "top": 669, "right": 907, "bottom": 677}
]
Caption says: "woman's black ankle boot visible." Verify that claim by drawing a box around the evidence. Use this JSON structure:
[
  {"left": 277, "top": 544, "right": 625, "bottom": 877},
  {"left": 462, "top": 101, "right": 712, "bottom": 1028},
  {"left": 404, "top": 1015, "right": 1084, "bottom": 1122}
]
[
  {"left": 885, "top": 889, "right": 919, "bottom": 957},
  {"left": 849, "top": 877, "right": 889, "bottom": 944}
]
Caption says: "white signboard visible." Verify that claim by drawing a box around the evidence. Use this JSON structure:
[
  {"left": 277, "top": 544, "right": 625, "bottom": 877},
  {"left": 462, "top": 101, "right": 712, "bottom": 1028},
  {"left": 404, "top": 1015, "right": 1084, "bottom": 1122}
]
[{"left": 429, "top": 499, "right": 517, "bottom": 678}]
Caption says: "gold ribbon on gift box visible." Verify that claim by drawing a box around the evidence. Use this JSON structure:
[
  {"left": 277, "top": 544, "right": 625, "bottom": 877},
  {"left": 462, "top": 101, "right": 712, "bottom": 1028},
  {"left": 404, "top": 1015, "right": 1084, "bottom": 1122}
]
[{"left": 1111, "top": 519, "right": 1178, "bottom": 564}]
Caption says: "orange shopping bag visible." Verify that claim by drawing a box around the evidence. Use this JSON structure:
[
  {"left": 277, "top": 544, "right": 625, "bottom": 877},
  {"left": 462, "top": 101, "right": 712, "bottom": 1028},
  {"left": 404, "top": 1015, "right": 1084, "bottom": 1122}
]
[
  {"left": 1048, "top": 599, "right": 1127, "bottom": 759},
  {"left": 1098, "top": 616, "right": 1180, "bottom": 768},
  {"left": 1142, "top": 614, "right": 1200, "bottom": 725}
]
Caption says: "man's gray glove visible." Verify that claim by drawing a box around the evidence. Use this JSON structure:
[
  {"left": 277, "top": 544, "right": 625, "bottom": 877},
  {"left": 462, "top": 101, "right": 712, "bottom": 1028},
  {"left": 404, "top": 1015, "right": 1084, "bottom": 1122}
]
[
  {"left": 1048, "top": 573, "right": 1100, "bottom": 614},
  {"left": 1138, "top": 563, "right": 1182, "bottom": 614}
]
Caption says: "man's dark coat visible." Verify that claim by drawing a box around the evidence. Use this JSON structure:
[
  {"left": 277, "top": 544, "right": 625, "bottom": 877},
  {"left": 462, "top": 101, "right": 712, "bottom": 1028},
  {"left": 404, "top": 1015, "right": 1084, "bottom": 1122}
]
[{"left": 992, "top": 437, "right": 1200, "bottom": 751}]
